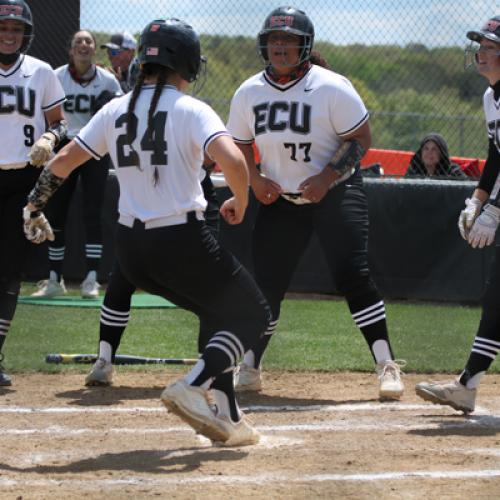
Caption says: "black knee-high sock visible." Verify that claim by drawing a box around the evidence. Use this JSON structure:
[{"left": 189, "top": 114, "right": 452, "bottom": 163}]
[
  {"left": 347, "top": 290, "right": 394, "bottom": 363},
  {"left": 85, "top": 243, "right": 102, "bottom": 274},
  {"left": 210, "top": 370, "right": 240, "bottom": 422},
  {"left": 48, "top": 232, "right": 65, "bottom": 280},
  {"left": 460, "top": 307, "right": 500, "bottom": 387},
  {"left": 99, "top": 304, "right": 130, "bottom": 361},
  {"left": 191, "top": 331, "right": 244, "bottom": 386},
  {"left": 242, "top": 317, "right": 278, "bottom": 369},
  {"left": 0, "top": 288, "right": 18, "bottom": 353}
]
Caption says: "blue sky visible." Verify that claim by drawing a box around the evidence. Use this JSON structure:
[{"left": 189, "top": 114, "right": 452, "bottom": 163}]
[{"left": 81, "top": 0, "right": 495, "bottom": 47}]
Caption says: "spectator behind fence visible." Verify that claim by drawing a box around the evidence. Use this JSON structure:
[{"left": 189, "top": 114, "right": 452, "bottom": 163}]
[
  {"left": 405, "top": 133, "right": 468, "bottom": 179},
  {"left": 100, "top": 31, "right": 137, "bottom": 92},
  {"left": 31, "top": 29, "right": 122, "bottom": 300}
]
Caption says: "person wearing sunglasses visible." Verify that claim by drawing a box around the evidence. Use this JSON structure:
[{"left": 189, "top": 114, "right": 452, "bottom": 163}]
[{"left": 100, "top": 31, "right": 137, "bottom": 92}]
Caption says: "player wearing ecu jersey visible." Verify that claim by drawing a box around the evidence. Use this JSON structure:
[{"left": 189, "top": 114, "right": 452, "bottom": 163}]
[
  {"left": 227, "top": 6, "right": 404, "bottom": 399},
  {"left": 23, "top": 18, "right": 270, "bottom": 447},
  {"left": 0, "top": 0, "right": 66, "bottom": 386},
  {"left": 416, "top": 16, "right": 500, "bottom": 414},
  {"left": 32, "top": 29, "right": 122, "bottom": 300}
]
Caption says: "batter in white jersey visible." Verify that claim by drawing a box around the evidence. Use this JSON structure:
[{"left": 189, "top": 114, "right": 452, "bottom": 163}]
[
  {"left": 417, "top": 16, "right": 500, "bottom": 413},
  {"left": 227, "top": 6, "right": 404, "bottom": 400},
  {"left": 0, "top": 0, "right": 66, "bottom": 386},
  {"left": 24, "top": 18, "right": 270, "bottom": 447}
]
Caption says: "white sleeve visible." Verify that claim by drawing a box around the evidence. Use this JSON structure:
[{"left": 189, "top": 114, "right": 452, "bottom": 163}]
[
  {"left": 227, "top": 87, "right": 254, "bottom": 144},
  {"left": 192, "top": 102, "right": 230, "bottom": 152},
  {"left": 41, "top": 68, "right": 66, "bottom": 111},
  {"left": 331, "top": 77, "right": 369, "bottom": 137},
  {"left": 75, "top": 107, "right": 109, "bottom": 159},
  {"left": 107, "top": 74, "right": 123, "bottom": 96}
]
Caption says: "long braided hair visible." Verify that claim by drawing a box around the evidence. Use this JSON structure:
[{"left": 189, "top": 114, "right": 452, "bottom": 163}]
[{"left": 125, "top": 63, "right": 171, "bottom": 185}]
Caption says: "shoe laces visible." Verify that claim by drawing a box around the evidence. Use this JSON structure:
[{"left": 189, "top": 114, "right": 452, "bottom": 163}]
[{"left": 378, "top": 359, "right": 406, "bottom": 380}]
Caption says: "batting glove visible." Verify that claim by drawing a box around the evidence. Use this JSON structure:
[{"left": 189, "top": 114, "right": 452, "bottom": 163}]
[
  {"left": 468, "top": 204, "right": 500, "bottom": 249},
  {"left": 29, "top": 132, "right": 56, "bottom": 167},
  {"left": 23, "top": 207, "right": 55, "bottom": 244},
  {"left": 458, "top": 196, "right": 483, "bottom": 240}
]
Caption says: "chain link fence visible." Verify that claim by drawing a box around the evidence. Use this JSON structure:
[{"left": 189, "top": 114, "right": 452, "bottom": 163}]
[{"left": 76, "top": 1, "right": 496, "bottom": 158}]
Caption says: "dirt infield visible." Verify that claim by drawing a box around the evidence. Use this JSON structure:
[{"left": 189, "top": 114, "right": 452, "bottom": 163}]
[{"left": 2, "top": 370, "right": 500, "bottom": 499}]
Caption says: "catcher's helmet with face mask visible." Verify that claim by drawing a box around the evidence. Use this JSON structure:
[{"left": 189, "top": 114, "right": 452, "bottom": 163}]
[
  {"left": 258, "top": 6, "right": 314, "bottom": 65},
  {"left": 138, "top": 18, "right": 201, "bottom": 82}
]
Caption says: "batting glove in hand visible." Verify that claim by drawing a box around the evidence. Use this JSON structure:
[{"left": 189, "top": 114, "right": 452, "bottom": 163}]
[
  {"left": 458, "top": 196, "right": 483, "bottom": 240},
  {"left": 23, "top": 207, "right": 55, "bottom": 244},
  {"left": 29, "top": 133, "right": 55, "bottom": 167},
  {"left": 468, "top": 204, "right": 500, "bottom": 249}
]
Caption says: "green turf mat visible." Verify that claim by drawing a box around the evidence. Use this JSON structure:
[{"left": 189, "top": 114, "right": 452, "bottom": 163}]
[{"left": 18, "top": 294, "right": 175, "bottom": 308}]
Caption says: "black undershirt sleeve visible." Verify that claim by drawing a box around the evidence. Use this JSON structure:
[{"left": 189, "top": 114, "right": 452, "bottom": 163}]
[{"left": 478, "top": 138, "right": 500, "bottom": 196}]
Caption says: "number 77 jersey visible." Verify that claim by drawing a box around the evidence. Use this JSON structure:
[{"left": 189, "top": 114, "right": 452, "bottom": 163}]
[
  {"left": 0, "top": 55, "right": 65, "bottom": 168},
  {"left": 75, "top": 84, "right": 229, "bottom": 222},
  {"left": 227, "top": 64, "right": 369, "bottom": 193}
]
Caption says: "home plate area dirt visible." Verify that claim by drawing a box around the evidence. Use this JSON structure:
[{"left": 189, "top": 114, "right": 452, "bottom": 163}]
[{"left": 1, "top": 371, "right": 500, "bottom": 499}]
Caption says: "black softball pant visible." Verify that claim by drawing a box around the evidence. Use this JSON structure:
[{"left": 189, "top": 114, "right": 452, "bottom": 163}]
[
  {"left": 0, "top": 166, "right": 40, "bottom": 316},
  {"left": 253, "top": 169, "right": 377, "bottom": 318},
  {"left": 46, "top": 139, "right": 109, "bottom": 243},
  {"left": 115, "top": 216, "right": 270, "bottom": 354}
]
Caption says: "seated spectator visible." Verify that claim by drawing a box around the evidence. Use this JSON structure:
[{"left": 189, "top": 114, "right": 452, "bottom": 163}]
[{"left": 405, "top": 133, "right": 468, "bottom": 179}]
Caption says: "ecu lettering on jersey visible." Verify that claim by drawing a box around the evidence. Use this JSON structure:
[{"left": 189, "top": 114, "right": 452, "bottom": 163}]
[
  {"left": 64, "top": 94, "right": 99, "bottom": 114},
  {"left": 253, "top": 101, "right": 311, "bottom": 135},
  {"left": 0, "top": 85, "right": 35, "bottom": 116}
]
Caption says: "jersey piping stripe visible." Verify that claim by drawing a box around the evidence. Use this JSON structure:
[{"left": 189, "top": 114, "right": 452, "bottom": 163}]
[
  {"left": 75, "top": 136, "right": 103, "bottom": 160},
  {"left": 42, "top": 96, "right": 66, "bottom": 111},
  {"left": 337, "top": 112, "right": 369, "bottom": 137},
  {"left": 203, "top": 131, "right": 230, "bottom": 152},
  {"left": 0, "top": 56, "right": 23, "bottom": 78}
]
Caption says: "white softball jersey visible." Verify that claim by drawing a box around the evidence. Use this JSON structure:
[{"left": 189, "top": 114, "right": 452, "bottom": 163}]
[
  {"left": 55, "top": 64, "right": 122, "bottom": 139},
  {"left": 0, "top": 55, "right": 65, "bottom": 168},
  {"left": 227, "top": 64, "right": 368, "bottom": 193},
  {"left": 75, "top": 84, "right": 229, "bottom": 222},
  {"left": 483, "top": 87, "right": 500, "bottom": 199}
]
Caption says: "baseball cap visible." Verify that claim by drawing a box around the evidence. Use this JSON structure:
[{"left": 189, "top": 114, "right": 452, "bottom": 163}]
[{"left": 101, "top": 32, "right": 137, "bottom": 51}]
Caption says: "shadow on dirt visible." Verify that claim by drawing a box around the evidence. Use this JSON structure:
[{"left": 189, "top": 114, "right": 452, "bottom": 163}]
[{"left": 0, "top": 447, "right": 248, "bottom": 474}]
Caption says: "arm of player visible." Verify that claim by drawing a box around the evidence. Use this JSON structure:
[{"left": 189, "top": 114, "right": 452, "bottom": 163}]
[
  {"left": 299, "top": 121, "right": 371, "bottom": 202},
  {"left": 207, "top": 135, "right": 249, "bottom": 225},
  {"left": 29, "top": 105, "right": 68, "bottom": 167},
  {"left": 23, "top": 141, "right": 92, "bottom": 243},
  {"left": 237, "top": 143, "right": 281, "bottom": 205}
]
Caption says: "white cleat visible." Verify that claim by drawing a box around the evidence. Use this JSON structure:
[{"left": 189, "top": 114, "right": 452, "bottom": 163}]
[
  {"left": 161, "top": 379, "right": 232, "bottom": 443},
  {"left": 213, "top": 416, "right": 260, "bottom": 447},
  {"left": 377, "top": 360, "right": 405, "bottom": 400},
  {"left": 415, "top": 379, "right": 476, "bottom": 414},
  {"left": 85, "top": 358, "right": 114, "bottom": 386},
  {"left": 81, "top": 276, "right": 100, "bottom": 299},
  {"left": 235, "top": 364, "right": 262, "bottom": 392},
  {"left": 31, "top": 278, "right": 67, "bottom": 298}
]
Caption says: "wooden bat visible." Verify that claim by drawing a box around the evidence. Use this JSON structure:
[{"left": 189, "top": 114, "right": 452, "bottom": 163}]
[{"left": 45, "top": 353, "right": 198, "bottom": 365}]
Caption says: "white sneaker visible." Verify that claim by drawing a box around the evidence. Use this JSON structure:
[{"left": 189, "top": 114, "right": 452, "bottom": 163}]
[
  {"left": 235, "top": 364, "right": 262, "bottom": 392},
  {"left": 377, "top": 360, "right": 405, "bottom": 400},
  {"left": 81, "top": 276, "right": 100, "bottom": 299},
  {"left": 161, "top": 379, "right": 231, "bottom": 443},
  {"left": 213, "top": 416, "right": 260, "bottom": 447},
  {"left": 31, "top": 278, "right": 67, "bottom": 298},
  {"left": 415, "top": 379, "right": 476, "bottom": 413},
  {"left": 85, "top": 358, "right": 114, "bottom": 386}
]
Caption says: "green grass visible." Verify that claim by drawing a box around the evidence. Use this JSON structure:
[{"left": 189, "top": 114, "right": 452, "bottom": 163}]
[{"left": 3, "top": 283, "right": 490, "bottom": 376}]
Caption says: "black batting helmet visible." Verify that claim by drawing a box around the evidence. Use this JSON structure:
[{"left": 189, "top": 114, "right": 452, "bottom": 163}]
[
  {"left": 138, "top": 18, "right": 201, "bottom": 82},
  {"left": 258, "top": 6, "right": 314, "bottom": 64},
  {"left": 0, "top": 0, "right": 33, "bottom": 54},
  {"left": 467, "top": 16, "right": 500, "bottom": 44}
]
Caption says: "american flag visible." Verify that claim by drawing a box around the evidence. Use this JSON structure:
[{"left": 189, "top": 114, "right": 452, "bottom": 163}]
[{"left": 146, "top": 47, "right": 159, "bottom": 56}]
